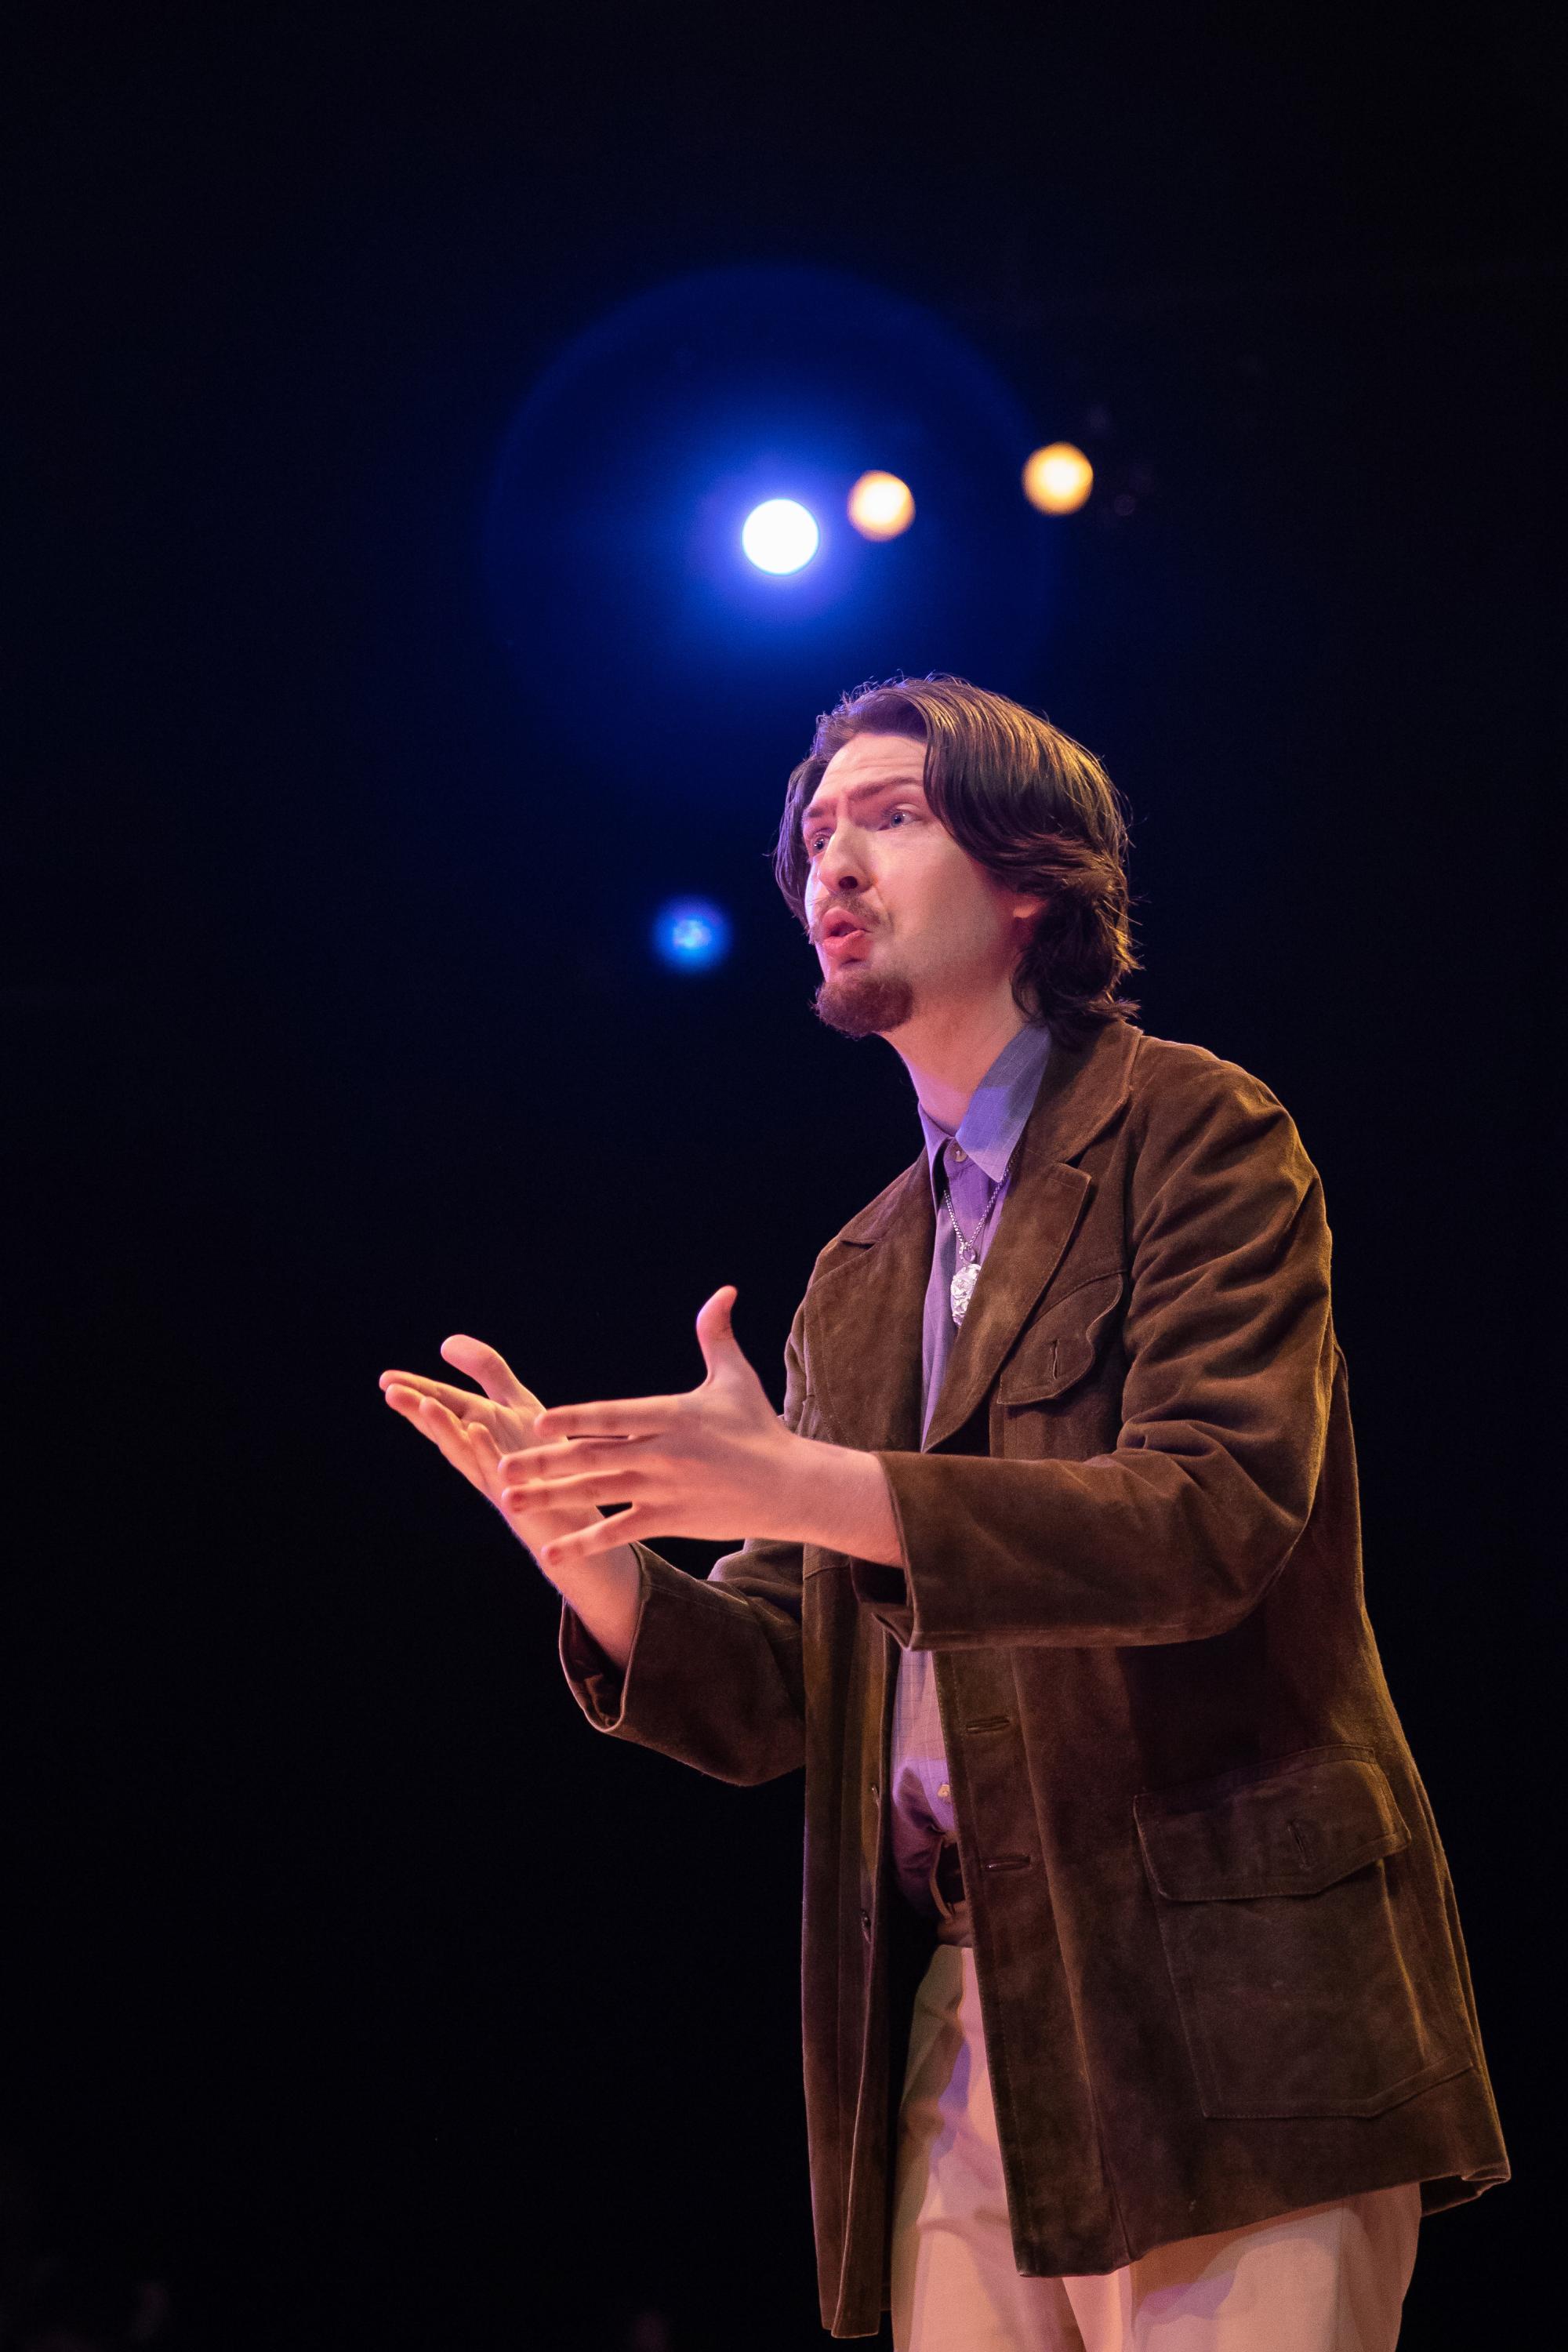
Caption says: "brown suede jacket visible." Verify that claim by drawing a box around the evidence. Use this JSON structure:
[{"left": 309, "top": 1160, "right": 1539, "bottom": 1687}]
[{"left": 561, "top": 1018, "right": 1508, "bottom": 2336}]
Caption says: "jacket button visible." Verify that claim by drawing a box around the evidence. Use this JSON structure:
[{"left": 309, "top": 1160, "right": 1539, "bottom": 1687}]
[{"left": 861, "top": 1909, "right": 871, "bottom": 1938}]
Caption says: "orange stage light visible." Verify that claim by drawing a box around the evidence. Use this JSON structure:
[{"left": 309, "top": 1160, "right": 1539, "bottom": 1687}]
[
  {"left": 847, "top": 470, "right": 916, "bottom": 540},
  {"left": 1022, "top": 442, "right": 1094, "bottom": 515}
]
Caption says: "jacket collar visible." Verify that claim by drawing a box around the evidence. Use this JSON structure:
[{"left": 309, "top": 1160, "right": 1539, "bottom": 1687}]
[{"left": 807, "top": 1019, "right": 1142, "bottom": 1455}]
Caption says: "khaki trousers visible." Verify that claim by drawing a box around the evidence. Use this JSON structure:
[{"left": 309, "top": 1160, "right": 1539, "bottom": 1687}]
[{"left": 891, "top": 1945, "right": 1421, "bottom": 2352}]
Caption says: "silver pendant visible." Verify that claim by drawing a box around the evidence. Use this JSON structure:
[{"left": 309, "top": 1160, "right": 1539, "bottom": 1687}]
[{"left": 950, "top": 1258, "right": 980, "bottom": 1326}]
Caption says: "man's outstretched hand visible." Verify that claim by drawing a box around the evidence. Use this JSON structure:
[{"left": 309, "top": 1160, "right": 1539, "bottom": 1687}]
[
  {"left": 495, "top": 1286, "right": 906, "bottom": 1573},
  {"left": 380, "top": 1334, "right": 649, "bottom": 1668},
  {"left": 379, "top": 1288, "right": 906, "bottom": 1599},
  {"left": 379, "top": 1335, "right": 608, "bottom": 1563}
]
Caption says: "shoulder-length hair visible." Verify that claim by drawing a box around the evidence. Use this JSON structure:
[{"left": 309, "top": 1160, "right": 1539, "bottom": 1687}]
[{"left": 774, "top": 675, "right": 1139, "bottom": 1042}]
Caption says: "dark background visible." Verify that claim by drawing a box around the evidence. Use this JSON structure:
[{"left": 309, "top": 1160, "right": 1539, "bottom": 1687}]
[{"left": 3, "top": 6, "right": 1559, "bottom": 2346}]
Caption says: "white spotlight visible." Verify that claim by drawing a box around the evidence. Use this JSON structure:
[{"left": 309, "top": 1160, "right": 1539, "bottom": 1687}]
[{"left": 742, "top": 499, "right": 820, "bottom": 574}]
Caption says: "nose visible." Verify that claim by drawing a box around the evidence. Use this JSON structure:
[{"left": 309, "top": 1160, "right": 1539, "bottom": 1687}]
[{"left": 815, "top": 824, "right": 867, "bottom": 898}]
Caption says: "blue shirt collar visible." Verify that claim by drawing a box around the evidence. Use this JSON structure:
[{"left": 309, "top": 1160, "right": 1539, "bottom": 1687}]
[{"left": 916, "top": 1020, "right": 1054, "bottom": 1193}]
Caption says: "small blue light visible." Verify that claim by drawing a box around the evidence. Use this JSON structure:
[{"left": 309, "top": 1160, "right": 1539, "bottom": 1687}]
[
  {"left": 741, "top": 498, "right": 820, "bottom": 574},
  {"left": 652, "top": 897, "right": 732, "bottom": 973}
]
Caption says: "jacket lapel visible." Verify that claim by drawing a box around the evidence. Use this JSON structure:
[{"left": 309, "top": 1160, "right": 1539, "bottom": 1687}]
[
  {"left": 923, "top": 1020, "right": 1142, "bottom": 1450},
  {"left": 805, "top": 1161, "right": 932, "bottom": 1453},
  {"left": 805, "top": 1020, "right": 1144, "bottom": 1458}
]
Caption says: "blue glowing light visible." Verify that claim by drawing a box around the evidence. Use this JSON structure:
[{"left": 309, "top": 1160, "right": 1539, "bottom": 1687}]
[
  {"left": 652, "top": 897, "right": 732, "bottom": 972},
  {"left": 485, "top": 266, "right": 1051, "bottom": 786},
  {"left": 741, "top": 498, "right": 820, "bottom": 575}
]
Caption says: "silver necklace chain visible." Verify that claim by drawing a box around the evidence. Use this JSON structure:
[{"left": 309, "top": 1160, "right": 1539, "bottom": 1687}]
[{"left": 941, "top": 1142, "right": 1018, "bottom": 1326}]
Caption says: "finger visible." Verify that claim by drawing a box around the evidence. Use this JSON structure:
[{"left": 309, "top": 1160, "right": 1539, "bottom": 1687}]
[
  {"left": 532, "top": 1399, "right": 677, "bottom": 1442},
  {"left": 467, "top": 1423, "right": 503, "bottom": 1472},
  {"left": 437, "top": 1335, "right": 541, "bottom": 1413},
  {"left": 502, "top": 1467, "right": 648, "bottom": 1512},
  {"left": 497, "top": 1437, "right": 637, "bottom": 1479},
  {"left": 536, "top": 1508, "right": 654, "bottom": 1570},
  {"left": 387, "top": 1389, "right": 512, "bottom": 1509},
  {"left": 395, "top": 1392, "right": 492, "bottom": 1495},
  {"left": 381, "top": 1370, "right": 513, "bottom": 1420},
  {"left": 383, "top": 1382, "right": 437, "bottom": 1420},
  {"left": 694, "top": 1283, "right": 743, "bottom": 1379},
  {"left": 411, "top": 1392, "right": 474, "bottom": 1457},
  {"left": 384, "top": 1383, "right": 481, "bottom": 1449},
  {"left": 463, "top": 1421, "right": 512, "bottom": 1502}
]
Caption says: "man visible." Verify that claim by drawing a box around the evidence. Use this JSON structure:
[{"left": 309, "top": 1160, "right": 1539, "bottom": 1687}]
[{"left": 381, "top": 678, "right": 1507, "bottom": 2350}]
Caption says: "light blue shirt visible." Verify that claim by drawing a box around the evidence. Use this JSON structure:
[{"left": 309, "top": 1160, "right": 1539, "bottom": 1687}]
[{"left": 887, "top": 1018, "right": 1055, "bottom": 1922}]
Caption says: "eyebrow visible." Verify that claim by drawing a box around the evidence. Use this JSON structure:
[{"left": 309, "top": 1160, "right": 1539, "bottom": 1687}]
[{"left": 799, "top": 777, "right": 924, "bottom": 840}]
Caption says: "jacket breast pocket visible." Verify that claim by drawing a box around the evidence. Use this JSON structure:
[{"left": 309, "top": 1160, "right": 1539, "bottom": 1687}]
[
  {"left": 1135, "top": 1747, "right": 1472, "bottom": 2120},
  {"left": 993, "top": 1270, "right": 1123, "bottom": 1454}
]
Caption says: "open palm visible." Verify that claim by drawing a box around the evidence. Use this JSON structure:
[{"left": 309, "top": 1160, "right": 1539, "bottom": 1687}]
[{"left": 379, "top": 1334, "right": 597, "bottom": 1553}]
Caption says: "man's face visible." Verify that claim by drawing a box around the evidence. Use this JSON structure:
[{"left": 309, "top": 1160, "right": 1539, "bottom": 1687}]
[{"left": 800, "top": 731, "right": 1041, "bottom": 1039}]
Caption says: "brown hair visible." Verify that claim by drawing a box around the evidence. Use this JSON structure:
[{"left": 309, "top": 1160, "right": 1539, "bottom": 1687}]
[{"left": 774, "top": 675, "right": 1138, "bottom": 1041}]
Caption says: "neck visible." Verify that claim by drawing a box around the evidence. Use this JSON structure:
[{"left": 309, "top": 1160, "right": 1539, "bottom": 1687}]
[{"left": 885, "top": 985, "right": 1032, "bottom": 1131}]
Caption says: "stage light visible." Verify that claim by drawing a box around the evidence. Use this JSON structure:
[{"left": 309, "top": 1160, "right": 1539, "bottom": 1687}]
[
  {"left": 847, "top": 470, "right": 915, "bottom": 540},
  {"left": 741, "top": 499, "right": 820, "bottom": 574},
  {"left": 1022, "top": 442, "right": 1094, "bottom": 515},
  {"left": 485, "top": 267, "right": 1058, "bottom": 782},
  {"left": 652, "top": 897, "right": 732, "bottom": 972}
]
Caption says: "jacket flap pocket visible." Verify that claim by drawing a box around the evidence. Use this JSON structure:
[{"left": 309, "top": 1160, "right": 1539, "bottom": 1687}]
[
  {"left": 1135, "top": 1749, "right": 1410, "bottom": 1901},
  {"left": 997, "top": 1270, "right": 1123, "bottom": 1404}
]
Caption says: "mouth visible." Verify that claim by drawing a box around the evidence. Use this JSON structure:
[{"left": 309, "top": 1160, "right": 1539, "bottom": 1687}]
[{"left": 818, "top": 911, "right": 872, "bottom": 946}]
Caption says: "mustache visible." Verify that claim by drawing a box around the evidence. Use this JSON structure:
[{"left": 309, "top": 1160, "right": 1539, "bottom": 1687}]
[{"left": 808, "top": 900, "right": 880, "bottom": 946}]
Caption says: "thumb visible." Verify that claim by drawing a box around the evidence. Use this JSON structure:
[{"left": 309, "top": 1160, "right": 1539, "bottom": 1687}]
[{"left": 695, "top": 1284, "right": 746, "bottom": 1381}]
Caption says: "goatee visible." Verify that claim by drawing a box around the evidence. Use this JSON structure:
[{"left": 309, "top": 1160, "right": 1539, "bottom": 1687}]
[{"left": 813, "top": 967, "right": 916, "bottom": 1038}]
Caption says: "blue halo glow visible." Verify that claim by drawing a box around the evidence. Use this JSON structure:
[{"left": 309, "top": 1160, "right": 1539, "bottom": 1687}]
[
  {"left": 652, "top": 897, "right": 732, "bottom": 972},
  {"left": 741, "top": 498, "right": 820, "bottom": 575},
  {"left": 485, "top": 266, "right": 1051, "bottom": 789}
]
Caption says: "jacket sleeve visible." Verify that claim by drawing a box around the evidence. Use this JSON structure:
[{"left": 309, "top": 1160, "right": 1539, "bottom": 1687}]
[
  {"left": 557, "top": 1310, "right": 809, "bottom": 1784},
  {"left": 861, "top": 1056, "right": 1335, "bottom": 1649}
]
